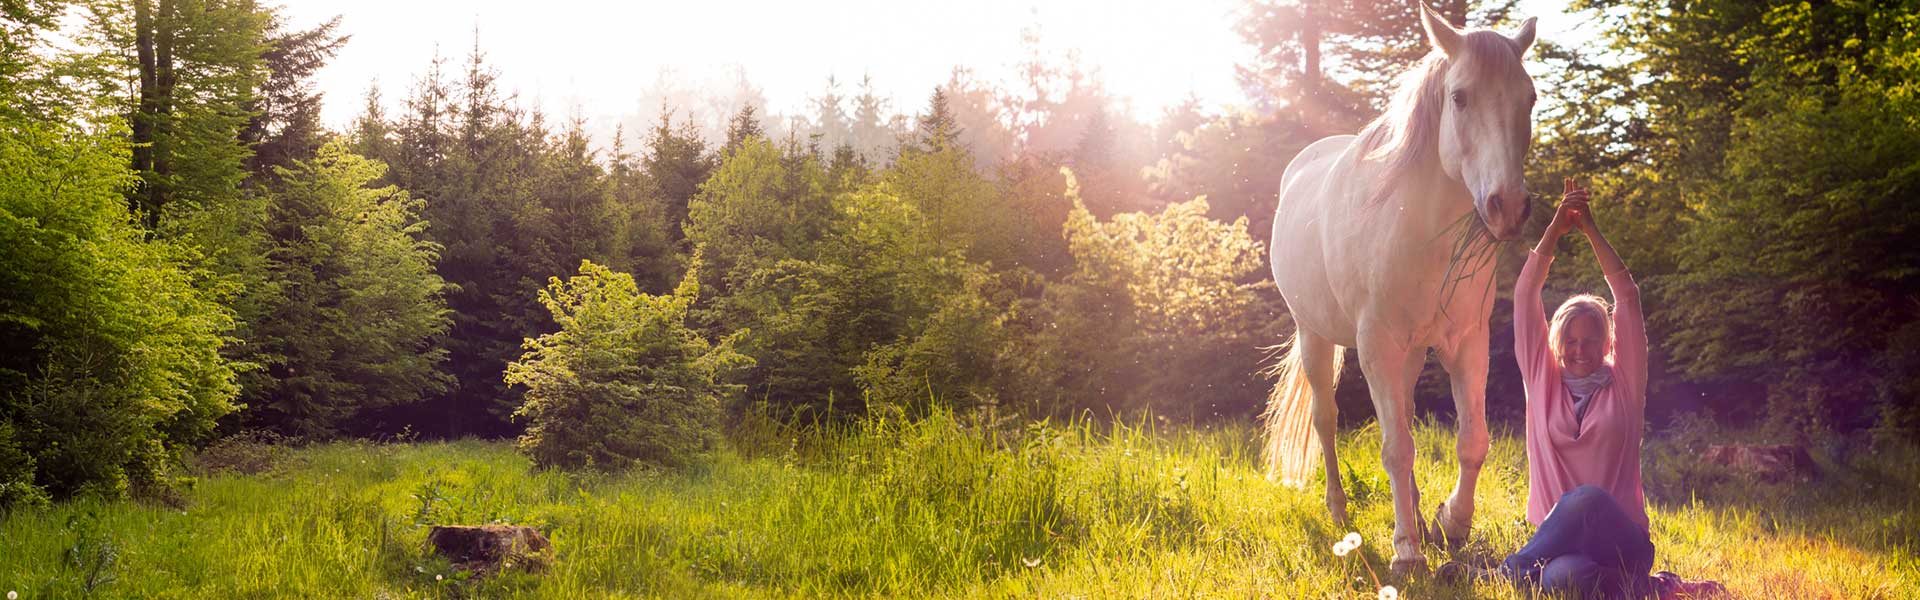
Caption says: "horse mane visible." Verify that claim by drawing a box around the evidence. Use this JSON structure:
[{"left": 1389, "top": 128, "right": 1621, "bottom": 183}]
[{"left": 1354, "top": 31, "right": 1525, "bottom": 207}]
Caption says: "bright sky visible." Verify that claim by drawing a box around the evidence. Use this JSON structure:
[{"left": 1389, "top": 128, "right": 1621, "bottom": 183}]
[
  {"left": 282, "top": 0, "right": 1584, "bottom": 141},
  {"left": 286, "top": 0, "right": 1245, "bottom": 132}
]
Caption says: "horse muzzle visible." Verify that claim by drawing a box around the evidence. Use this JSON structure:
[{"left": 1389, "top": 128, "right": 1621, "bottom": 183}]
[{"left": 1481, "top": 191, "right": 1530, "bottom": 241}]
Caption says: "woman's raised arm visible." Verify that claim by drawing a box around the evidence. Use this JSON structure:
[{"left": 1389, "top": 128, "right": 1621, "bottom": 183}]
[
  {"left": 1515, "top": 180, "right": 1586, "bottom": 378},
  {"left": 1573, "top": 183, "right": 1648, "bottom": 406}
]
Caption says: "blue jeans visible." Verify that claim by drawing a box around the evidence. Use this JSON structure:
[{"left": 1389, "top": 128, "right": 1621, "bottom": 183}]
[{"left": 1502, "top": 485, "right": 1658, "bottom": 599}]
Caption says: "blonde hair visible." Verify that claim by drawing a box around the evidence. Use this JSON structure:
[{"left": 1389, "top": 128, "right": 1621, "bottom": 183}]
[{"left": 1548, "top": 294, "right": 1614, "bottom": 364}]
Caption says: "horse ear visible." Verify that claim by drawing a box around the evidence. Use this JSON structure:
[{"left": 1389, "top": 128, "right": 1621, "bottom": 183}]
[
  {"left": 1420, "top": 4, "right": 1464, "bottom": 57},
  {"left": 1512, "top": 17, "right": 1539, "bottom": 55}
]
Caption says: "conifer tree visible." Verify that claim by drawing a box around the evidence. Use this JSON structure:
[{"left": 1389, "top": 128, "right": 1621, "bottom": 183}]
[
  {"left": 241, "top": 13, "right": 348, "bottom": 180},
  {"left": 809, "top": 75, "right": 851, "bottom": 151},
  {"left": 849, "top": 74, "right": 894, "bottom": 165},
  {"left": 723, "top": 104, "right": 765, "bottom": 156},
  {"left": 247, "top": 141, "right": 450, "bottom": 437},
  {"left": 914, "top": 87, "right": 963, "bottom": 155},
  {"left": 642, "top": 109, "right": 715, "bottom": 243}
]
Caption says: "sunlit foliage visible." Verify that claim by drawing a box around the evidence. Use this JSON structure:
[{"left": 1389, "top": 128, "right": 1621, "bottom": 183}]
[{"left": 507, "top": 261, "right": 750, "bottom": 470}]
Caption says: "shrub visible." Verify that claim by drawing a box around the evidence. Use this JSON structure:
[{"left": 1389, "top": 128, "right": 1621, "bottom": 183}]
[
  {"left": 0, "top": 116, "right": 238, "bottom": 506},
  {"left": 506, "top": 261, "right": 751, "bottom": 471},
  {"left": 0, "top": 421, "right": 50, "bottom": 509},
  {"left": 193, "top": 430, "right": 294, "bottom": 476},
  {"left": 854, "top": 265, "right": 1013, "bottom": 415},
  {"left": 1008, "top": 169, "right": 1285, "bottom": 421}
]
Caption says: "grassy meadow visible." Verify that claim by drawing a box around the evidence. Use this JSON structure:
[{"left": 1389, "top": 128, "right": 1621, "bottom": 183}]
[{"left": 1, "top": 412, "right": 1915, "bottom": 599}]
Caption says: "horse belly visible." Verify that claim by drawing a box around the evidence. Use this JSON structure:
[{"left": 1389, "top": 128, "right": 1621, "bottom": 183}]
[{"left": 1271, "top": 142, "right": 1361, "bottom": 346}]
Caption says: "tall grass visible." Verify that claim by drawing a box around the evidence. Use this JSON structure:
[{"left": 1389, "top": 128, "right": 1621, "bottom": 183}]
[{"left": 1, "top": 411, "right": 1914, "bottom": 598}]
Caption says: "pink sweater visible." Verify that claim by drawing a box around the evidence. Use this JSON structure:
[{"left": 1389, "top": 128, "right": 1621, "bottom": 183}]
[{"left": 1514, "top": 250, "right": 1650, "bottom": 531}]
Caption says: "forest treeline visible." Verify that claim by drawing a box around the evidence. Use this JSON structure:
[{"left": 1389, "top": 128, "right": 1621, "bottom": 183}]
[{"left": 2, "top": 0, "right": 1917, "bottom": 505}]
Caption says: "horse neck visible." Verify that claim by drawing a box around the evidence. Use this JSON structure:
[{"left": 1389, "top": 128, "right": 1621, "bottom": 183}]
[{"left": 1391, "top": 156, "right": 1476, "bottom": 238}]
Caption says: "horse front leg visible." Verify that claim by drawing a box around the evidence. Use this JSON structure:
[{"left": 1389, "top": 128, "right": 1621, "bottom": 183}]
[
  {"left": 1434, "top": 327, "right": 1491, "bottom": 550},
  {"left": 1357, "top": 336, "right": 1430, "bottom": 575}
]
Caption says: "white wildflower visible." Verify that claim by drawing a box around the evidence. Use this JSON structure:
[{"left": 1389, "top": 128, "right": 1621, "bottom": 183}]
[
  {"left": 435, "top": 574, "right": 443, "bottom": 582},
  {"left": 1332, "top": 540, "right": 1352, "bottom": 557},
  {"left": 1378, "top": 585, "right": 1398, "bottom": 600},
  {"left": 1343, "top": 532, "right": 1362, "bottom": 547},
  {"left": 8, "top": 590, "right": 17, "bottom": 600}
]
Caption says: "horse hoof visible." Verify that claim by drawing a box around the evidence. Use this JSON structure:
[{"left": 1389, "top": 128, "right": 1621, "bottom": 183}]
[
  {"left": 1389, "top": 555, "right": 1429, "bottom": 577},
  {"left": 1328, "top": 503, "right": 1349, "bottom": 527},
  {"left": 1429, "top": 502, "right": 1470, "bottom": 549}
]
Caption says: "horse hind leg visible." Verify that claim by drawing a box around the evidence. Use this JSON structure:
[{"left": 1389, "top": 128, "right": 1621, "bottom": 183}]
[
  {"left": 1261, "top": 330, "right": 1348, "bottom": 525},
  {"left": 1300, "top": 332, "right": 1348, "bottom": 525}
]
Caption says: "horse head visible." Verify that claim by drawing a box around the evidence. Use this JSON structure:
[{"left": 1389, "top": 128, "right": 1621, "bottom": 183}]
[{"left": 1421, "top": 5, "right": 1538, "bottom": 241}]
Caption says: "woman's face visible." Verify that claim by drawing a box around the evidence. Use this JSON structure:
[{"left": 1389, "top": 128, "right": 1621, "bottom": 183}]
[{"left": 1558, "top": 314, "right": 1608, "bottom": 377}]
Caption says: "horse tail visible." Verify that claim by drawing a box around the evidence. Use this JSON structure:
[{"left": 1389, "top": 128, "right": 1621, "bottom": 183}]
[{"left": 1262, "top": 331, "right": 1343, "bottom": 488}]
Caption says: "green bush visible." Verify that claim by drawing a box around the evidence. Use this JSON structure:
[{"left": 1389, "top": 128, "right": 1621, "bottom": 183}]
[
  {"left": 855, "top": 265, "right": 1013, "bottom": 415},
  {"left": 0, "top": 116, "right": 238, "bottom": 506},
  {"left": 506, "top": 260, "right": 751, "bottom": 471},
  {"left": 1009, "top": 169, "right": 1285, "bottom": 421}
]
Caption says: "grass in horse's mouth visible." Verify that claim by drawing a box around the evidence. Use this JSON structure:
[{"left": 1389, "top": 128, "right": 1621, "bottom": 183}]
[{"left": 1434, "top": 207, "right": 1506, "bottom": 316}]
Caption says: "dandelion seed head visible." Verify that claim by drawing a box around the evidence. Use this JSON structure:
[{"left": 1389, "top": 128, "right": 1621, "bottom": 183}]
[
  {"left": 1332, "top": 541, "right": 1352, "bottom": 557},
  {"left": 1378, "top": 585, "right": 1398, "bottom": 600},
  {"left": 1343, "top": 532, "right": 1362, "bottom": 547},
  {"left": 435, "top": 574, "right": 443, "bottom": 581},
  {"left": 8, "top": 590, "right": 16, "bottom": 600}
]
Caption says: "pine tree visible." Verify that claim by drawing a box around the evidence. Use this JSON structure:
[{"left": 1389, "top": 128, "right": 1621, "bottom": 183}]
[
  {"left": 1234, "top": 0, "right": 1520, "bottom": 122},
  {"left": 529, "top": 118, "right": 619, "bottom": 281},
  {"left": 248, "top": 141, "right": 450, "bottom": 437},
  {"left": 241, "top": 13, "right": 347, "bottom": 180},
  {"left": 642, "top": 109, "right": 715, "bottom": 244},
  {"left": 849, "top": 74, "right": 895, "bottom": 165},
  {"left": 809, "top": 75, "right": 851, "bottom": 151},
  {"left": 507, "top": 261, "right": 749, "bottom": 471},
  {"left": 347, "top": 84, "right": 396, "bottom": 169},
  {"left": 607, "top": 123, "right": 681, "bottom": 293},
  {"left": 723, "top": 104, "right": 765, "bottom": 156},
  {"left": 914, "top": 86, "right": 963, "bottom": 155}
]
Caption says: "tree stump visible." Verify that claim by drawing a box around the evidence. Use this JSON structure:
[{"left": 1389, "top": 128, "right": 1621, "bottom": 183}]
[{"left": 426, "top": 525, "right": 554, "bottom": 575}]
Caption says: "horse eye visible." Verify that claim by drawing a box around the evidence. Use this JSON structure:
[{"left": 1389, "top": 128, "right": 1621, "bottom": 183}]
[{"left": 1451, "top": 90, "right": 1466, "bottom": 105}]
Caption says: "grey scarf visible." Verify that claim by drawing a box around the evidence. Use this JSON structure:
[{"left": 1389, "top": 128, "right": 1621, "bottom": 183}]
[{"left": 1564, "top": 365, "right": 1613, "bottom": 424}]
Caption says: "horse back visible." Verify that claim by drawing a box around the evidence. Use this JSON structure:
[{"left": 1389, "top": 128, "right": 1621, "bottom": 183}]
[{"left": 1280, "top": 135, "right": 1358, "bottom": 201}]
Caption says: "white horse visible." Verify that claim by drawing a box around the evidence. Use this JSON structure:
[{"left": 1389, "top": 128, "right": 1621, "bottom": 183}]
[{"left": 1264, "top": 6, "right": 1538, "bottom": 573}]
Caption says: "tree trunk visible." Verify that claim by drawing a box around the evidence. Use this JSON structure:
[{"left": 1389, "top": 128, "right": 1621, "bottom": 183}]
[
  {"left": 1443, "top": 0, "right": 1468, "bottom": 27},
  {"left": 151, "top": 0, "right": 176, "bottom": 229},
  {"left": 129, "top": 0, "right": 177, "bottom": 229},
  {"left": 1302, "top": 9, "right": 1321, "bottom": 91},
  {"left": 131, "top": 0, "right": 157, "bottom": 225}
]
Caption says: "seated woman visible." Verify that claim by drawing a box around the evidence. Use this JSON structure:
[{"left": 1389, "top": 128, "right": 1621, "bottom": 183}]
[{"left": 1440, "top": 179, "right": 1724, "bottom": 599}]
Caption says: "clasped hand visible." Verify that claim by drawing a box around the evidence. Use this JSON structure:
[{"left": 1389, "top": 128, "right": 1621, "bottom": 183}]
[{"left": 1550, "top": 177, "right": 1598, "bottom": 238}]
